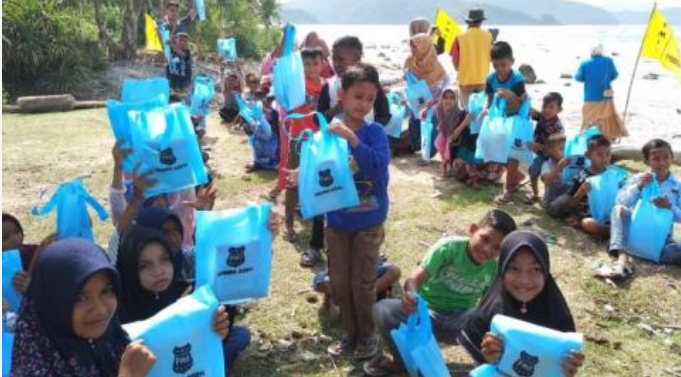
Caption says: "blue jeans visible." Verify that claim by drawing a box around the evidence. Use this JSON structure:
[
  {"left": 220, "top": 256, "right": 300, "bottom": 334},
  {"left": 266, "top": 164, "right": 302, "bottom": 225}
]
[
  {"left": 223, "top": 326, "right": 251, "bottom": 375},
  {"left": 609, "top": 205, "right": 681, "bottom": 265},
  {"left": 529, "top": 154, "right": 548, "bottom": 179}
]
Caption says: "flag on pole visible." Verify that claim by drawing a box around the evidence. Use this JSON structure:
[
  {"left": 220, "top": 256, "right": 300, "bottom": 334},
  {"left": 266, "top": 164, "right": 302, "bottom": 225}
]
[
  {"left": 433, "top": 9, "right": 461, "bottom": 54},
  {"left": 641, "top": 9, "right": 681, "bottom": 82},
  {"left": 144, "top": 14, "right": 163, "bottom": 52}
]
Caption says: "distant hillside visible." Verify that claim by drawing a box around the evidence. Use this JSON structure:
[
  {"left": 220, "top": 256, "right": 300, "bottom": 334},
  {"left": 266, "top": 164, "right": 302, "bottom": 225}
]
[
  {"left": 281, "top": 0, "right": 621, "bottom": 25},
  {"left": 615, "top": 8, "right": 681, "bottom": 24}
]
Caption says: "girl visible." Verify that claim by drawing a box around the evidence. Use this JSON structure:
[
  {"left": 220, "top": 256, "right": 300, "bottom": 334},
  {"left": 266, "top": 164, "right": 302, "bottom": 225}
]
[
  {"left": 458, "top": 231, "right": 585, "bottom": 376},
  {"left": 433, "top": 88, "right": 465, "bottom": 177},
  {"left": 116, "top": 227, "right": 250, "bottom": 375},
  {"left": 449, "top": 113, "right": 503, "bottom": 188},
  {"left": 11, "top": 238, "right": 155, "bottom": 377}
]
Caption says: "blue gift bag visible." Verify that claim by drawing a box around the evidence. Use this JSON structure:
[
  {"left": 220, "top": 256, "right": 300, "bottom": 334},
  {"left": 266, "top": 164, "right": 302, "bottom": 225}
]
[
  {"left": 385, "top": 92, "right": 407, "bottom": 138},
  {"left": 509, "top": 99, "right": 535, "bottom": 165},
  {"left": 128, "top": 104, "right": 208, "bottom": 198},
  {"left": 627, "top": 177, "right": 674, "bottom": 263},
  {"left": 121, "top": 78, "right": 170, "bottom": 104},
  {"left": 195, "top": 0, "right": 206, "bottom": 21},
  {"left": 195, "top": 203, "right": 273, "bottom": 304},
  {"left": 217, "top": 38, "right": 237, "bottom": 61},
  {"left": 2, "top": 250, "right": 23, "bottom": 313},
  {"left": 2, "top": 330, "right": 14, "bottom": 377},
  {"left": 467, "top": 92, "right": 487, "bottom": 135},
  {"left": 273, "top": 23, "right": 306, "bottom": 111},
  {"left": 475, "top": 97, "right": 513, "bottom": 164},
  {"left": 391, "top": 294, "right": 450, "bottom": 377},
  {"left": 470, "top": 315, "right": 584, "bottom": 377},
  {"left": 404, "top": 71, "right": 433, "bottom": 118},
  {"left": 190, "top": 76, "right": 214, "bottom": 117},
  {"left": 234, "top": 95, "right": 258, "bottom": 126},
  {"left": 123, "top": 285, "right": 224, "bottom": 377},
  {"left": 32, "top": 179, "right": 109, "bottom": 241},
  {"left": 421, "top": 109, "right": 435, "bottom": 162},
  {"left": 294, "top": 113, "right": 361, "bottom": 219},
  {"left": 161, "top": 28, "right": 171, "bottom": 62},
  {"left": 587, "top": 166, "right": 628, "bottom": 224},
  {"left": 561, "top": 127, "right": 601, "bottom": 185}
]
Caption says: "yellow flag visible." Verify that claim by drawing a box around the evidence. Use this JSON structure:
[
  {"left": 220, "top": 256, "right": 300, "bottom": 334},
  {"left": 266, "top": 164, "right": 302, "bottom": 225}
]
[
  {"left": 144, "top": 14, "right": 163, "bottom": 52},
  {"left": 433, "top": 9, "right": 461, "bottom": 54},
  {"left": 641, "top": 9, "right": 681, "bottom": 82}
]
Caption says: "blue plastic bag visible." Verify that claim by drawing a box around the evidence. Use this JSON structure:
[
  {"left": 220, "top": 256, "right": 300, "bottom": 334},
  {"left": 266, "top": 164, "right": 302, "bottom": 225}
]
[
  {"left": 475, "top": 97, "right": 514, "bottom": 164},
  {"left": 562, "top": 127, "right": 601, "bottom": 185},
  {"left": 195, "top": 0, "right": 206, "bottom": 21},
  {"left": 421, "top": 109, "right": 435, "bottom": 162},
  {"left": 234, "top": 95, "right": 258, "bottom": 126},
  {"left": 32, "top": 179, "right": 109, "bottom": 241},
  {"left": 390, "top": 294, "right": 450, "bottom": 377},
  {"left": 190, "top": 76, "right": 214, "bottom": 117},
  {"left": 467, "top": 92, "right": 487, "bottom": 135},
  {"left": 404, "top": 71, "right": 433, "bottom": 118},
  {"left": 217, "top": 38, "right": 237, "bottom": 61},
  {"left": 470, "top": 314, "right": 584, "bottom": 377},
  {"left": 385, "top": 92, "right": 407, "bottom": 138},
  {"left": 2, "top": 330, "right": 14, "bottom": 377},
  {"left": 509, "top": 99, "right": 535, "bottom": 165},
  {"left": 123, "top": 285, "right": 224, "bottom": 377},
  {"left": 161, "top": 28, "right": 171, "bottom": 62},
  {"left": 627, "top": 177, "right": 674, "bottom": 262},
  {"left": 295, "top": 113, "right": 361, "bottom": 219},
  {"left": 273, "top": 23, "right": 306, "bottom": 111},
  {"left": 195, "top": 203, "right": 273, "bottom": 304},
  {"left": 121, "top": 78, "right": 170, "bottom": 104},
  {"left": 128, "top": 104, "right": 208, "bottom": 198},
  {"left": 587, "top": 166, "right": 628, "bottom": 224},
  {"left": 2, "top": 250, "right": 23, "bottom": 313}
]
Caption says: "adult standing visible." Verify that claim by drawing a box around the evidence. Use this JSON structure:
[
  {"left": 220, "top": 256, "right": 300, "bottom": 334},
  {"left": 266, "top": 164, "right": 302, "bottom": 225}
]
[
  {"left": 450, "top": 9, "right": 493, "bottom": 108},
  {"left": 575, "top": 44, "right": 628, "bottom": 141}
]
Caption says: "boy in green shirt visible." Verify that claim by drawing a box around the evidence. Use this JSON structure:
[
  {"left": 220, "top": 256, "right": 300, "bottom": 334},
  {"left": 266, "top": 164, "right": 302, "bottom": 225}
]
[{"left": 363, "top": 210, "right": 517, "bottom": 376}]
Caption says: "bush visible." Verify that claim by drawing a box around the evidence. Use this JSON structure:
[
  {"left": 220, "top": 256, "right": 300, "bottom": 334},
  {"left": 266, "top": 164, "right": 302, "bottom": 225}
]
[{"left": 2, "top": 0, "right": 107, "bottom": 98}]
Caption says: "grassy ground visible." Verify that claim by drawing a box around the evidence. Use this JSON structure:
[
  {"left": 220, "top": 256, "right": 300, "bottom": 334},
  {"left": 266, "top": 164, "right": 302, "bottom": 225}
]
[{"left": 2, "top": 109, "right": 680, "bottom": 376}]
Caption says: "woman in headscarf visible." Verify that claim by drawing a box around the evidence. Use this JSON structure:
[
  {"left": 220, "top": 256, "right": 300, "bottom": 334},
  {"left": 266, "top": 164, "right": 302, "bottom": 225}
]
[
  {"left": 116, "top": 226, "right": 251, "bottom": 375},
  {"left": 575, "top": 44, "right": 627, "bottom": 142},
  {"left": 404, "top": 33, "right": 449, "bottom": 99},
  {"left": 458, "top": 231, "right": 585, "bottom": 376},
  {"left": 300, "top": 31, "right": 335, "bottom": 79},
  {"left": 11, "top": 238, "right": 155, "bottom": 377},
  {"left": 433, "top": 87, "right": 465, "bottom": 177}
]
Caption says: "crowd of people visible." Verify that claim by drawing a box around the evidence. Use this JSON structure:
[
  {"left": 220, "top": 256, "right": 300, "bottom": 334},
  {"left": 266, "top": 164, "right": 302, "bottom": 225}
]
[{"left": 2, "top": 2, "right": 680, "bottom": 376}]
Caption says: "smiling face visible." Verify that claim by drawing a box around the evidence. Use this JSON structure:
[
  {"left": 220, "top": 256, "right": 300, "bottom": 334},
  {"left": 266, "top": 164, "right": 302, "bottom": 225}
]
[
  {"left": 467, "top": 224, "right": 506, "bottom": 265},
  {"left": 503, "top": 249, "right": 545, "bottom": 304},
  {"left": 72, "top": 272, "right": 117, "bottom": 340},
  {"left": 138, "top": 242, "right": 174, "bottom": 294},
  {"left": 340, "top": 81, "right": 377, "bottom": 126},
  {"left": 646, "top": 146, "right": 673, "bottom": 179}
]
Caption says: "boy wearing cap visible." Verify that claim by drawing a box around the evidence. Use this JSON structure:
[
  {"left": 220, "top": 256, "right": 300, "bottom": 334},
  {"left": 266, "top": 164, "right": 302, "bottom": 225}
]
[{"left": 450, "top": 9, "right": 493, "bottom": 108}]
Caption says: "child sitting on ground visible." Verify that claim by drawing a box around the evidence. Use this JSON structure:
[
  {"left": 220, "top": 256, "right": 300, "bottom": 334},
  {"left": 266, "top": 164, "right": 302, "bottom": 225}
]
[
  {"left": 449, "top": 113, "right": 504, "bottom": 189},
  {"left": 608, "top": 139, "right": 681, "bottom": 277},
  {"left": 219, "top": 72, "right": 243, "bottom": 124},
  {"left": 167, "top": 32, "right": 193, "bottom": 97},
  {"left": 245, "top": 90, "right": 279, "bottom": 173},
  {"left": 526, "top": 92, "right": 565, "bottom": 204},
  {"left": 364, "top": 210, "right": 517, "bottom": 376}
]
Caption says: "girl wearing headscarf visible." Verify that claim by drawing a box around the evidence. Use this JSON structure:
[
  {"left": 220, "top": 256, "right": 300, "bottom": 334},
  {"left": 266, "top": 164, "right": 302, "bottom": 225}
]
[
  {"left": 433, "top": 87, "right": 465, "bottom": 177},
  {"left": 575, "top": 44, "right": 627, "bottom": 142},
  {"left": 404, "top": 33, "right": 449, "bottom": 99},
  {"left": 11, "top": 238, "right": 155, "bottom": 377},
  {"left": 458, "top": 231, "right": 585, "bottom": 376},
  {"left": 300, "top": 31, "right": 335, "bottom": 79},
  {"left": 116, "top": 227, "right": 251, "bottom": 375}
]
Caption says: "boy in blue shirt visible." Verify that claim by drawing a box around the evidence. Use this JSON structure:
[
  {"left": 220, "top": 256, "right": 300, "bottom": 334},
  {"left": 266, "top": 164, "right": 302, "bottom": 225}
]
[{"left": 608, "top": 139, "right": 681, "bottom": 276}]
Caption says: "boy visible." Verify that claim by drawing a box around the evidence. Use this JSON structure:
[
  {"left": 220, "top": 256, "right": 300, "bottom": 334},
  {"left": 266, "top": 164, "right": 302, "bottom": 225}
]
[
  {"left": 363, "top": 210, "right": 517, "bottom": 376},
  {"left": 526, "top": 92, "right": 565, "bottom": 204},
  {"left": 609, "top": 139, "right": 681, "bottom": 274},
  {"left": 317, "top": 36, "right": 391, "bottom": 127},
  {"left": 167, "top": 32, "right": 192, "bottom": 95},
  {"left": 323, "top": 63, "right": 391, "bottom": 359},
  {"left": 484, "top": 41, "right": 527, "bottom": 205},
  {"left": 161, "top": 0, "right": 196, "bottom": 37},
  {"left": 540, "top": 133, "right": 572, "bottom": 216}
]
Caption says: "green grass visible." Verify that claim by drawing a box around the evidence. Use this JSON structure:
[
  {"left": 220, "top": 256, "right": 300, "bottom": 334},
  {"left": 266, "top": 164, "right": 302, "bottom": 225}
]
[{"left": 2, "top": 109, "right": 680, "bottom": 376}]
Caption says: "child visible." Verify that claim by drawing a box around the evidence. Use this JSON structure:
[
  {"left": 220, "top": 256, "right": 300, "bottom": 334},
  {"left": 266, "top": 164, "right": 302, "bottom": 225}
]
[
  {"left": 608, "top": 139, "right": 681, "bottom": 276},
  {"left": 161, "top": 0, "right": 196, "bottom": 37},
  {"left": 449, "top": 114, "right": 504, "bottom": 189},
  {"left": 219, "top": 72, "right": 243, "bottom": 124},
  {"left": 526, "top": 92, "right": 565, "bottom": 204},
  {"left": 167, "top": 32, "right": 193, "bottom": 95},
  {"left": 458, "top": 231, "right": 585, "bottom": 376},
  {"left": 243, "top": 72, "right": 261, "bottom": 107},
  {"left": 433, "top": 88, "right": 465, "bottom": 177},
  {"left": 317, "top": 36, "right": 391, "bottom": 127},
  {"left": 364, "top": 210, "right": 517, "bottom": 376},
  {"left": 540, "top": 134, "right": 573, "bottom": 217},
  {"left": 484, "top": 41, "right": 527, "bottom": 204},
  {"left": 319, "top": 63, "right": 391, "bottom": 359},
  {"left": 245, "top": 90, "right": 279, "bottom": 173}
]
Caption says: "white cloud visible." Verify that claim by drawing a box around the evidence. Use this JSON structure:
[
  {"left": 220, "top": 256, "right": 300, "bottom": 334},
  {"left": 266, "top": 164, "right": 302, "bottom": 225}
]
[{"left": 570, "top": 0, "right": 679, "bottom": 11}]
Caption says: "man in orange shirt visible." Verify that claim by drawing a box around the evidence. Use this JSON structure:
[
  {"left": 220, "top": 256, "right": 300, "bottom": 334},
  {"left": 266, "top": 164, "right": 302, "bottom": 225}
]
[{"left": 450, "top": 9, "right": 493, "bottom": 108}]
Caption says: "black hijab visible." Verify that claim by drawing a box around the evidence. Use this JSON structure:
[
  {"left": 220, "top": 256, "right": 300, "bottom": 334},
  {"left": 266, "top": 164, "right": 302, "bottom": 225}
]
[
  {"left": 459, "top": 230, "right": 575, "bottom": 364},
  {"left": 115, "top": 226, "right": 189, "bottom": 324}
]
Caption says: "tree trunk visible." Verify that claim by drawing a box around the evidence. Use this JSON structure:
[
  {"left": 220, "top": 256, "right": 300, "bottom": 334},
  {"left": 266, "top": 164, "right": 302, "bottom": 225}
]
[
  {"left": 93, "top": 0, "right": 120, "bottom": 59},
  {"left": 120, "top": 0, "right": 139, "bottom": 60}
]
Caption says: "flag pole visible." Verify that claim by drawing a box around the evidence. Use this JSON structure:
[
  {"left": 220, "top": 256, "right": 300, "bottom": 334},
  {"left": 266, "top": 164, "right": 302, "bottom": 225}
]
[{"left": 622, "top": 2, "right": 657, "bottom": 127}]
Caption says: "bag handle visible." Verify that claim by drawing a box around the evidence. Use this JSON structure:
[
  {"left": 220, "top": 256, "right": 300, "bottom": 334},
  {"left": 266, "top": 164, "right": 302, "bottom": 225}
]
[
  {"left": 406, "top": 294, "right": 432, "bottom": 336},
  {"left": 283, "top": 111, "right": 327, "bottom": 142},
  {"left": 80, "top": 187, "right": 110, "bottom": 222},
  {"left": 643, "top": 174, "right": 661, "bottom": 200},
  {"left": 518, "top": 97, "right": 531, "bottom": 118},
  {"left": 31, "top": 185, "right": 65, "bottom": 217},
  {"left": 282, "top": 23, "right": 296, "bottom": 56}
]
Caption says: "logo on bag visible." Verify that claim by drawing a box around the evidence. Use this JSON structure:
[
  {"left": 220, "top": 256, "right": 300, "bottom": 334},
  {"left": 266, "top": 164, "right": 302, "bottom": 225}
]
[
  {"left": 172, "top": 343, "right": 193, "bottom": 373},
  {"left": 514, "top": 138, "right": 523, "bottom": 148},
  {"left": 512, "top": 351, "right": 539, "bottom": 376},
  {"left": 159, "top": 147, "right": 177, "bottom": 166},
  {"left": 227, "top": 246, "right": 246, "bottom": 268},
  {"left": 318, "top": 169, "right": 334, "bottom": 188},
  {"left": 574, "top": 156, "right": 585, "bottom": 167}
]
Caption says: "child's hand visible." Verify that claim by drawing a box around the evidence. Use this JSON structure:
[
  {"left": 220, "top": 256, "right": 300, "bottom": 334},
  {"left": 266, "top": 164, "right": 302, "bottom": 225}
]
[
  {"left": 284, "top": 168, "right": 299, "bottom": 189},
  {"left": 131, "top": 163, "right": 158, "bottom": 199},
  {"left": 531, "top": 143, "right": 544, "bottom": 153},
  {"left": 400, "top": 291, "right": 417, "bottom": 313},
  {"left": 638, "top": 173, "right": 653, "bottom": 190},
  {"left": 181, "top": 285, "right": 194, "bottom": 297},
  {"left": 119, "top": 341, "right": 157, "bottom": 377},
  {"left": 576, "top": 182, "right": 591, "bottom": 197},
  {"left": 562, "top": 350, "right": 585, "bottom": 377},
  {"left": 558, "top": 158, "right": 571, "bottom": 170},
  {"left": 112, "top": 141, "right": 132, "bottom": 168},
  {"left": 184, "top": 185, "right": 218, "bottom": 211},
  {"left": 212, "top": 305, "right": 231, "bottom": 339},
  {"left": 267, "top": 211, "right": 280, "bottom": 239},
  {"left": 481, "top": 332, "right": 504, "bottom": 363},
  {"left": 12, "top": 272, "right": 31, "bottom": 294},
  {"left": 653, "top": 196, "right": 672, "bottom": 209},
  {"left": 2, "top": 298, "right": 8, "bottom": 314},
  {"left": 327, "top": 123, "right": 360, "bottom": 148}
]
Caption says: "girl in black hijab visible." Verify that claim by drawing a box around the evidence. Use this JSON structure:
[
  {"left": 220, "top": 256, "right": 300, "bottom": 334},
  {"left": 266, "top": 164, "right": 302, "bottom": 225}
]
[{"left": 459, "top": 230, "right": 585, "bottom": 376}]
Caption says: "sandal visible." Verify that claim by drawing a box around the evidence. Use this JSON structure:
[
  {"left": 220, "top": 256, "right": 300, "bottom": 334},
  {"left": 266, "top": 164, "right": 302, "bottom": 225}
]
[
  {"left": 494, "top": 191, "right": 513, "bottom": 205},
  {"left": 363, "top": 355, "right": 406, "bottom": 377},
  {"left": 327, "top": 335, "right": 356, "bottom": 358},
  {"left": 300, "top": 248, "right": 321, "bottom": 268},
  {"left": 523, "top": 194, "right": 540, "bottom": 205}
]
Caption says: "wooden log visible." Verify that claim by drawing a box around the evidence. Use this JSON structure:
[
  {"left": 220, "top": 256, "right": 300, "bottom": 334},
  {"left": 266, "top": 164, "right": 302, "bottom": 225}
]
[
  {"left": 612, "top": 145, "right": 681, "bottom": 164},
  {"left": 73, "top": 100, "right": 106, "bottom": 110},
  {"left": 17, "top": 94, "right": 76, "bottom": 113},
  {"left": 2, "top": 105, "right": 21, "bottom": 113}
]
